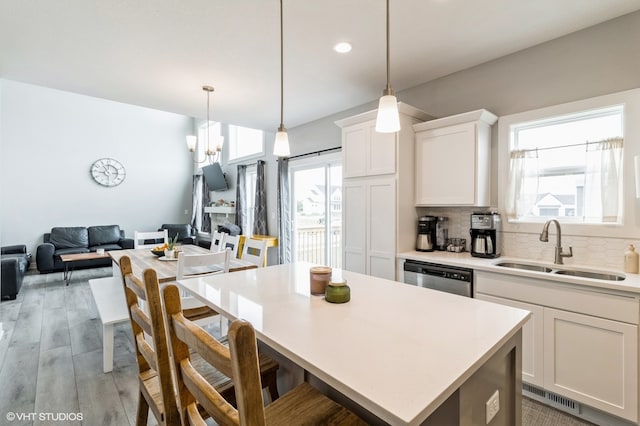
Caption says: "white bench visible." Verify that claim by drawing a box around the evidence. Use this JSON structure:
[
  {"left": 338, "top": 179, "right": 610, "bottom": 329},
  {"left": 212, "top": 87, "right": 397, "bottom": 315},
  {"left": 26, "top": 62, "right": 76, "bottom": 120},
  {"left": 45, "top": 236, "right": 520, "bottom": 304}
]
[{"left": 89, "top": 276, "right": 129, "bottom": 373}]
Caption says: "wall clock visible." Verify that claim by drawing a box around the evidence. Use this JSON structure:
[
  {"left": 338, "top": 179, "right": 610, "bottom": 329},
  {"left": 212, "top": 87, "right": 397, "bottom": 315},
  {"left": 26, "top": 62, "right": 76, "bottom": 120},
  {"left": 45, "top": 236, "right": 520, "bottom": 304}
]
[{"left": 91, "top": 158, "right": 126, "bottom": 187}]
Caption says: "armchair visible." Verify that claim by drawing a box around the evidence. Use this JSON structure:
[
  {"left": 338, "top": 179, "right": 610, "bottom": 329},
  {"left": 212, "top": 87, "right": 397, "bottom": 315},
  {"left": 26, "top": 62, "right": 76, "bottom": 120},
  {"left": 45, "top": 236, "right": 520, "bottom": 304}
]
[
  {"left": 1, "top": 245, "right": 30, "bottom": 300},
  {"left": 158, "top": 224, "right": 196, "bottom": 245}
]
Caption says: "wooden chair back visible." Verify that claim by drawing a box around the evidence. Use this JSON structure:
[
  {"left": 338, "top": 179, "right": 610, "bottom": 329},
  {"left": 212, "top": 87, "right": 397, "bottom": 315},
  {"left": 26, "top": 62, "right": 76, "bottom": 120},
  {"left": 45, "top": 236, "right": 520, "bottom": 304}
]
[
  {"left": 119, "top": 255, "right": 179, "bottom": 426},
  {"left": 241, "top": 238, "right": 268, "bottom": 267},
  {"left": 210, "top": 231, "right": 227, "bottom": 252},
  {"left": 134, "top": 229, "right": 169, "bottom": 249},
  {"left": 223, "top": 235, "right": 241, "bottom": 258},
  {"left": 175, "top": 250, "right": 230, "bottom": 322},
  {"left": 162, "top": 284, "right": 267, "bottom": 426},
  {"left": 176, "top": 250, "right": 230, "bottom": 280}
]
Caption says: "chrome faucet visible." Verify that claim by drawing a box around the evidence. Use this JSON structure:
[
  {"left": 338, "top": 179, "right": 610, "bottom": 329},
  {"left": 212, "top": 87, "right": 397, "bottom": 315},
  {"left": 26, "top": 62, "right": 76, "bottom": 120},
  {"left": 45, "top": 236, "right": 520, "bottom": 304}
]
[{"left": 539, "top": 219, "right": 573, "bottom": 264}]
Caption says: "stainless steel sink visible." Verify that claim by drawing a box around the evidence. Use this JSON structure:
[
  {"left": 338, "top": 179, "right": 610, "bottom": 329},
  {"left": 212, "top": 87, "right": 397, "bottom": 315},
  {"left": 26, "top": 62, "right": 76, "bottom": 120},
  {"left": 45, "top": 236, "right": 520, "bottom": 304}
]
[
  {"left": 494, "top": 261, "right": 626, "bottom": 281},
  {"left": 553, "top": 269, "right": 625, "bottom": 281},
  {"left": 495, "top": 262, "right": 553, "bottom": 273}
]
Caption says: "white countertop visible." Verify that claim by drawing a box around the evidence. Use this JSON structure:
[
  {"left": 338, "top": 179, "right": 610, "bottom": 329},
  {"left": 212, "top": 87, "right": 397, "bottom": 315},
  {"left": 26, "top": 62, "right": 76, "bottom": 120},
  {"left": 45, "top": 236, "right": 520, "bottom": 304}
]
[
  {"left": 177, "top": 262, "right": 530, "bottom": 425},
  {"left": 398, "top": 251, "right": 640, "bottom": 294}
]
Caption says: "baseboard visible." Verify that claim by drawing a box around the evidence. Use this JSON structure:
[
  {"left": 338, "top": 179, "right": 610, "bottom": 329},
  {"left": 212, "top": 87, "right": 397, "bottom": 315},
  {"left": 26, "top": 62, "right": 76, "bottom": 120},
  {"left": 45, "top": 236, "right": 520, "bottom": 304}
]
[{"left": 522, "top": 382, "right": 636, "bottom": 426}]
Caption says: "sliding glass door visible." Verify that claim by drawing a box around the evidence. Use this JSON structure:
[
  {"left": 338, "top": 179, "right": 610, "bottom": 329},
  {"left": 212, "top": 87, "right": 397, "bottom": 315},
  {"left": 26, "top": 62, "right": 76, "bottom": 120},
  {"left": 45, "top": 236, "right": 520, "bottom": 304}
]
[{"left": 290, "top": 153, "right": 342, "bottom": 268}]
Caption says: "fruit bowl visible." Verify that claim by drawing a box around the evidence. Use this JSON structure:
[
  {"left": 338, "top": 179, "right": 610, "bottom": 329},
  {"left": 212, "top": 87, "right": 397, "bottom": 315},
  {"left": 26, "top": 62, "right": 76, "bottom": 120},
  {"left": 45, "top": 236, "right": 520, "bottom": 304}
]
[{"left": 151, "top": 249, "right": 165, "bottom": 256}]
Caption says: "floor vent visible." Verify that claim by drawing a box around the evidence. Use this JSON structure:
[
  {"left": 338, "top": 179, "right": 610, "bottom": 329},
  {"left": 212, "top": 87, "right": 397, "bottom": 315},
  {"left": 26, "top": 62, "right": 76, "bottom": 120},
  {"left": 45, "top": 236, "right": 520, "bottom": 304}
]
[{"left": 522, "top": 383, "right": 580, "bottom": 416}]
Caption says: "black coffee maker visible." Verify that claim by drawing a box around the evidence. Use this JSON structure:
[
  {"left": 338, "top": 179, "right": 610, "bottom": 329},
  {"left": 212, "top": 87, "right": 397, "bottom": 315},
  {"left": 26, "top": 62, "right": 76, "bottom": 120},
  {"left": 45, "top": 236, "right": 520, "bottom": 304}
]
[
  {"left": 416, "top": 216, "right": 436, "bottom": 252},
  {"left": 470, "top": 212, "right": 501, "bottom": 258}
]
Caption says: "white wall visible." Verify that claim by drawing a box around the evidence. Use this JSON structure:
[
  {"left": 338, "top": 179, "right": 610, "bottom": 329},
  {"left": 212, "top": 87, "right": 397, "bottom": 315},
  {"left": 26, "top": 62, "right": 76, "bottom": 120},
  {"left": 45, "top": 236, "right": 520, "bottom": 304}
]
[{"left": 0, "top": 80, "right": 194, "bottom": 255}]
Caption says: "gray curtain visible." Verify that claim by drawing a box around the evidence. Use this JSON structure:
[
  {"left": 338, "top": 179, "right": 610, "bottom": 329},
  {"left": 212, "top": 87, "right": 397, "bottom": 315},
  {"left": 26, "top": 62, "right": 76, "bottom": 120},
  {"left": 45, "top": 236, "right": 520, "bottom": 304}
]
[
  {"left": 202, "top": 178, "right": 211, "bottom": 233},
  {"left": 253, "top": 160, "right": 267, "bottom": 235},
  {"left": 191, "top": 175, "right": 202, "bottom": 231},
  {"left": 235, "top": 164, "right": 247, "bottom": 234},
  {"left": 277, "top": 158, "right": 291, "bottom": 264}
]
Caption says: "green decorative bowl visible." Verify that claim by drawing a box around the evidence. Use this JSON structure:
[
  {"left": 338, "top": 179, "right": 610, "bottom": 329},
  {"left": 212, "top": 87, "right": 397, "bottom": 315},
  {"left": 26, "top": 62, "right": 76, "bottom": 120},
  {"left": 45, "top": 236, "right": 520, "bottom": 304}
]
[{"left": 151, "top": 249, "right": 165, "bottom": 256}]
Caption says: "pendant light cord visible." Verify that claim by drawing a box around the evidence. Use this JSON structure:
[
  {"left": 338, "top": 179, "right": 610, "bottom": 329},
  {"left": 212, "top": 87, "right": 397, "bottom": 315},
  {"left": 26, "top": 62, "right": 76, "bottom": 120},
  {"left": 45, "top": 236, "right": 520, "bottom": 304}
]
[
  {"left": 279, "top": 0, "right": 285, "bottom": 130},
  {"left": 385, "top": 0, "right": 392, "bottom": 95},
  {"left": 206, "top": 89, "right": 210, "bottom": 152}
]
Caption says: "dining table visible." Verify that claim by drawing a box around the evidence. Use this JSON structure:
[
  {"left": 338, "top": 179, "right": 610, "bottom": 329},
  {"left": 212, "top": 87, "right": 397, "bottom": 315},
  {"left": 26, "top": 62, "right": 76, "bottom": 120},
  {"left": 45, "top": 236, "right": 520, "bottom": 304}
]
[
  {"left": 176, "top": 261, "right": 530, "bottom": 426},
  {"left": 109, "top": 244, "right": 256, "bottom": 283}
]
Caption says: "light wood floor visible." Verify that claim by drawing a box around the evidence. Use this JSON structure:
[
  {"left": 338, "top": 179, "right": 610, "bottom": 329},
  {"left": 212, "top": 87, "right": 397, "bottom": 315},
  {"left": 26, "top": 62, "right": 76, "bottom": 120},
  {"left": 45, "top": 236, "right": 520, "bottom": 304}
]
[{"left": 0, "top": 267, "right": 595, "bottom": 426}]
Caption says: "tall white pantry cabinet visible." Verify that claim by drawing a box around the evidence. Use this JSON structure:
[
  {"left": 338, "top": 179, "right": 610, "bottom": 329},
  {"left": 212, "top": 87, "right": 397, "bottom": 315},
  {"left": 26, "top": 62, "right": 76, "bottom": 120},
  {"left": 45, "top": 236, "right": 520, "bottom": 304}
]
[{"left": 336, "top": 103, "right": 433, "bottom": 281}]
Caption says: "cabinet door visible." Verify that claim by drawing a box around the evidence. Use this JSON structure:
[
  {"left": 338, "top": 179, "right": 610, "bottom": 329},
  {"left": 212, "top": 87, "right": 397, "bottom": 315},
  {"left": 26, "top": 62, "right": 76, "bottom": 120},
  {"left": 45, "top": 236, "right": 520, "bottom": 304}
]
[
  {"left": 368, "top": 124, "right": 396, "bottom": 176},
  {"left": 415, "top": 122, "right": 477, "bottom": 205},
  {"left": 342, "top": 181, "right": 366, "bottom": 274},
  {"left": 343, "top": 122, "right": 396, "bottom": 178},
  {"left": 366, "top": 178, "right": 396, "bottom": 280},
  {"left": 543, "top": 307, "right": 638, "bottom": 421},
  {"left": 476, "top": 294, "right": 544, "bottom": 387},
  {"left": 343, "top": 125, "right": 367, "bottom": 178}
]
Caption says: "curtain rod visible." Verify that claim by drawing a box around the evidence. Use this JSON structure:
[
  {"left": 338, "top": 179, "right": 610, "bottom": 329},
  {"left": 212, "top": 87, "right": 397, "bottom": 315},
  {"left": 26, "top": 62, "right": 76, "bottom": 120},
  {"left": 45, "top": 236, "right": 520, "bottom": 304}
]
[
  {"left": 240, "top": 147, "right": 342, "bottom": 166},
  {"left": 513, "top": 137, "right": 623, "bottom": 154},
  {"left": 287, "top": 146, "right": 341, "bottom": 160}
]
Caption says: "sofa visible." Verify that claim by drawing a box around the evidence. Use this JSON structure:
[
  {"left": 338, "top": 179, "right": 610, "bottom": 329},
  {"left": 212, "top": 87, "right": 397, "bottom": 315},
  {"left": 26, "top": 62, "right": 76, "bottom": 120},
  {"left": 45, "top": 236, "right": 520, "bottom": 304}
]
[
  {"left": 159, "top": 224, "right": 196, "bottom": 245},
  {"left": 1, "top": 245, "right": 30, "bottom": 300},
  {"left": 36, "top": 225, "right": 134, "bottom": 273}
]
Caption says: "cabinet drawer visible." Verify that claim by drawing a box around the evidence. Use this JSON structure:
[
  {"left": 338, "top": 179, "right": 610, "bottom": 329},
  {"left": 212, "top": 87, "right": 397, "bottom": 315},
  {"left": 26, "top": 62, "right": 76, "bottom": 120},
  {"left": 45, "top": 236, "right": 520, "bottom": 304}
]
[{"left": 475, "top": 271, "right": 639, "bottom": 324}]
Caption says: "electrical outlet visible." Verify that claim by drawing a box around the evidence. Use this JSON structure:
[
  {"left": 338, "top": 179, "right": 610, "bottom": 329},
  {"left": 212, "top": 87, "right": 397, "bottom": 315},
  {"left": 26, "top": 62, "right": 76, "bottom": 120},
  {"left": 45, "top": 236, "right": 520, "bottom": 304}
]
[{"left": 485, "top": 390, "right": 500, "bottom": 424}]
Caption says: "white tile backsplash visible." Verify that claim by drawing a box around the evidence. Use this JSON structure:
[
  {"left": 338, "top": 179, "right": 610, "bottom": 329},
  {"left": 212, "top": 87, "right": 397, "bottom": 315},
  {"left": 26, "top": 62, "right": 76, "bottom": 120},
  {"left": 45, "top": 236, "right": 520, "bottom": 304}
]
[{"left": 416, "top": 207, "right": 635, "bottom": 272}]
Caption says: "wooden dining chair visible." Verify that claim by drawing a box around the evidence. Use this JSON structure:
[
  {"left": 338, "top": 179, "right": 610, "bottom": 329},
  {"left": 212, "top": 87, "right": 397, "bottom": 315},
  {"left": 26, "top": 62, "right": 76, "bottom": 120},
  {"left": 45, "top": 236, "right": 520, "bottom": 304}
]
[
  {"left": 118, "top": 255, "right": 234, "bottom": 426},
  {"left": 133, "top": 229, "right": 168, "bottom": 249},
  {"left": 162, "top": 284, "right": 365, "bottom": 426},
  {"left": 210, "top": 231, "right": 227, "bottom": 252},
  {"left": 223, "top": 234, "right": 241, "bottom": 258},
  {"left": 241, "top": 237, "right": 268, "bottom": 267}
]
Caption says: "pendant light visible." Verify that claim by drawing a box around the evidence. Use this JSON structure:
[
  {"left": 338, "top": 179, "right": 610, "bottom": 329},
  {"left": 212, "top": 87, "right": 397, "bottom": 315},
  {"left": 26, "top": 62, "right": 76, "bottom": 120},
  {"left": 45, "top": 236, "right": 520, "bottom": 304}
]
[
  {"left": 273, "top": 0, "right": 291, "bottom": 157},
  {"left": 186, "top": 85, "right": 222, "bottom": 163},
  {"left": 375, "top": 0, "right": 400, "bottom": 133}
]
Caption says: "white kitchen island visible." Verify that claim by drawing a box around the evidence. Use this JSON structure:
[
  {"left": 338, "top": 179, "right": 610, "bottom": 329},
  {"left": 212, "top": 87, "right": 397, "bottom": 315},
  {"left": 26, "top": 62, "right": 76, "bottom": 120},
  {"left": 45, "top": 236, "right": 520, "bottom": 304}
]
[{"left": 176, "top": 262, "right": 530, "bottom": 425}]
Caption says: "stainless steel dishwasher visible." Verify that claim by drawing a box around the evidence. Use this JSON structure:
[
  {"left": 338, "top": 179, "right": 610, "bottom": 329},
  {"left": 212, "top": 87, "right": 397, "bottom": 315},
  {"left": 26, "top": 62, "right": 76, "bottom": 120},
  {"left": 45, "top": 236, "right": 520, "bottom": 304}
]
[{"left": 403, "top": 260, "right": 473, "bottom": 297}]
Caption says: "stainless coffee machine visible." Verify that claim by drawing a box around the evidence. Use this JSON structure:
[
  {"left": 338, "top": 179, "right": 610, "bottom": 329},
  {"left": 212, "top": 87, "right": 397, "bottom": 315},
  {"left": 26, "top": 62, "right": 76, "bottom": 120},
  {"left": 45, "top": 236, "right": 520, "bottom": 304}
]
[
  {"left": 416, "top": 216, "right": 436, "bottom": 252},
  {"left": 470, "top": 212, "right": 501, "bottom": 258}
]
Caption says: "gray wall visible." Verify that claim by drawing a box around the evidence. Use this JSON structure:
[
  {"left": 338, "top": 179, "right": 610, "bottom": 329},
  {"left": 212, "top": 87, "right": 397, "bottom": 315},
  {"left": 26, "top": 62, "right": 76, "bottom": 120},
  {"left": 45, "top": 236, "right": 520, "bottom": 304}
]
[
  {"left": 286, "top": 10, "right": 640, "bottom": 205},
  {"left": 0, "top": 80, "right": 194, "bottom": 254}
]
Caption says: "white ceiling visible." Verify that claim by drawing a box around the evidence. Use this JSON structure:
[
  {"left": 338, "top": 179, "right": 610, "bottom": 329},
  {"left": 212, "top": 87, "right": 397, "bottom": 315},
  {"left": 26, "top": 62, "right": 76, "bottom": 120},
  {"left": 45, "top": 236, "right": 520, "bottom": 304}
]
[{"left": 1, "top": 0, "right": 639, "bottom": 131}]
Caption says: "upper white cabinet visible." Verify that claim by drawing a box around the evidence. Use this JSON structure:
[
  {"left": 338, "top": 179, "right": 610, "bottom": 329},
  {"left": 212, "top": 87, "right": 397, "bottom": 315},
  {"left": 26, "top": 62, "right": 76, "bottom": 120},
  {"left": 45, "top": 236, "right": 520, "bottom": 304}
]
[
  {"left": 413, "top": 109, "right": 497, "bottom": 206},
  {"left": 336, "top": 103, "right": 433, "bottom": 279},
  {"left": 342, "top": 123, "right": 396, "bottom": 177}
]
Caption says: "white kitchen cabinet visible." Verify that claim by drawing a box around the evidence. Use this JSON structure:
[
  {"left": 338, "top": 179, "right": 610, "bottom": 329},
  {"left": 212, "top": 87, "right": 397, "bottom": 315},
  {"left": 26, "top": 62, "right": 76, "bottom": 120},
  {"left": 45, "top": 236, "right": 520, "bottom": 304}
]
[
  {"left": 342, "top": 177, "right": 397, "bottom": 280},
  {"left": 476, "top": 270, "right": 639, "bottom": 422},
  {"left": 336, "top": 104, "right": 433, "bottom": 279},
  {"left": 342, "top": 122, "right": 396, "bottom": 177},
  {"left": 413, "top": 109, "right": 497, "bottom": 206},
  {"left": 342, "top": 180, "right": 367, "bottom": 274},
  {"left": 543, "top": 307, "right": 637, "bottom": 421},
  {"left": 475, "top": 293, "right": 544, "bottom": 387}
]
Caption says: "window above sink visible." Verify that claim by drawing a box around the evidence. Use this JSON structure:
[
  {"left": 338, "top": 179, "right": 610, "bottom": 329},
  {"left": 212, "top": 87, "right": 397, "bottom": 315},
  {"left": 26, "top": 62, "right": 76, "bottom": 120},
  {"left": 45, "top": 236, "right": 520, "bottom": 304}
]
[{"left": 497, "top": 88, "right": 640, "bottom": 239}]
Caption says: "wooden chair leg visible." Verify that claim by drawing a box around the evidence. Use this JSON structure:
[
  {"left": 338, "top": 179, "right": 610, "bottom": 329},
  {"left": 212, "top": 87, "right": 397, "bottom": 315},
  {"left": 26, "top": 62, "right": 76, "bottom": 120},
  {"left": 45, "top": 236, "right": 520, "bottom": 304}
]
[
  {"left": 136, "top": 391, "right": 149, "bottom": 426},
  {"left": 265, "top": 371, "right": 279, "bottom": 403}
]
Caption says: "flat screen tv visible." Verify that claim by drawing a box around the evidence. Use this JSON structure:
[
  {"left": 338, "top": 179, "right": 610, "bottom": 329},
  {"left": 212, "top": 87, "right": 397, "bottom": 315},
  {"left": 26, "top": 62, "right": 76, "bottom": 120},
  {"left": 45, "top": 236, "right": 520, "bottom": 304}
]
[{"left": 202, "top": 163, "right": 228, "bottom": 191}]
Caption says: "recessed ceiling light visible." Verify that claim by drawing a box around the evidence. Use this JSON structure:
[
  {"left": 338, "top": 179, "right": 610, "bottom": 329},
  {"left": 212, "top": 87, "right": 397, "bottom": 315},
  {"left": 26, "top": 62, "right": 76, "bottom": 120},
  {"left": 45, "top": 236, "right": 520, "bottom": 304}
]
[{"left": 334, "top": 42, "right": 352, "bottom": 54}]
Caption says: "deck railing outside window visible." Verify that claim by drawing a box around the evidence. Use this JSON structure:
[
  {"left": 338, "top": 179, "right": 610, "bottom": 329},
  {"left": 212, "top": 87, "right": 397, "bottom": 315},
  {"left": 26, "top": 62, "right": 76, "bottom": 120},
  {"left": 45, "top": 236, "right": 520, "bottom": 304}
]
[{"left": 294, "top": 226, "right": 341, "bottom": 268}]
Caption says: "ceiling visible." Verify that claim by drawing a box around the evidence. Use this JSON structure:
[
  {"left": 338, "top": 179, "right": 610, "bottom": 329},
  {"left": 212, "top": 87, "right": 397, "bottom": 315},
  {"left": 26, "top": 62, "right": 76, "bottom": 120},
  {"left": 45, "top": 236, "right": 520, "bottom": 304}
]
[{"left": 1, "top": 0, "right": 639, "bottom": 131}]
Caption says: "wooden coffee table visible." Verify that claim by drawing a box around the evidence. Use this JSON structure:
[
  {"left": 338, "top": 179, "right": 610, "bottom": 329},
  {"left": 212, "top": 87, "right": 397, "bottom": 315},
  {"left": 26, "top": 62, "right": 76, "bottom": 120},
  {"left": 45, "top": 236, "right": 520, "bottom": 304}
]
[{"left": 60, "top": 252, "right": 111, "bottom": 286}]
